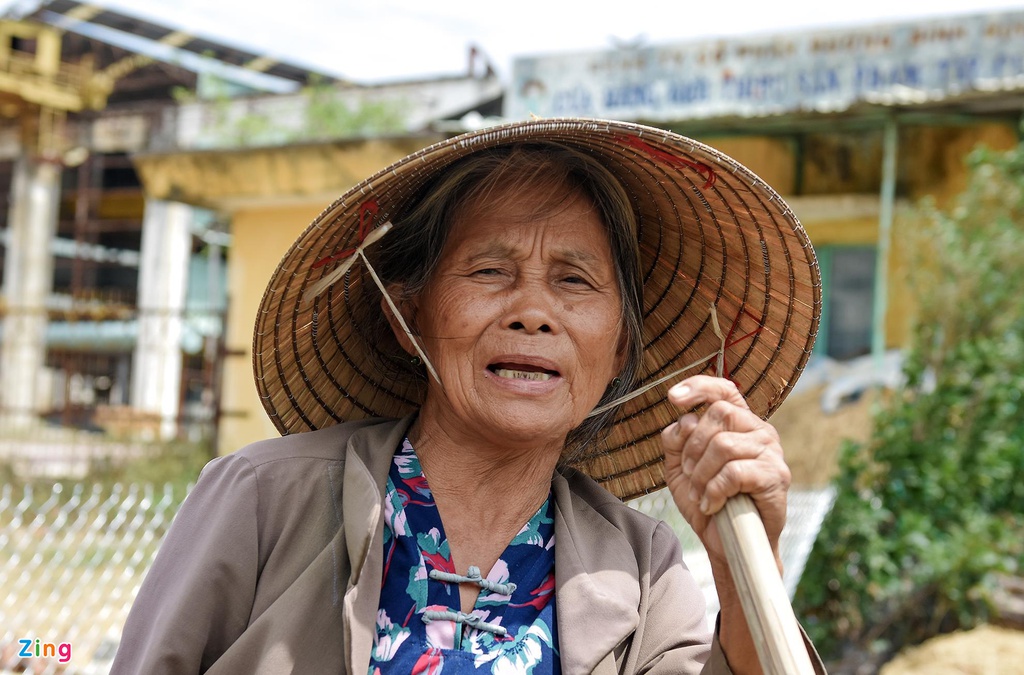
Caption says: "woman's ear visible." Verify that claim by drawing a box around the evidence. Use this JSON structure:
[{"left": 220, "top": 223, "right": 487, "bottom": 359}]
[{"left": 381, "top": 285, "right": 418, "bottom": 355}]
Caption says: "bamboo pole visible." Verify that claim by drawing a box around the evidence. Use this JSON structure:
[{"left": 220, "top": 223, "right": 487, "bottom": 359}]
[{"left": 713, "top": 494, "right": 816, "bottom": 675}]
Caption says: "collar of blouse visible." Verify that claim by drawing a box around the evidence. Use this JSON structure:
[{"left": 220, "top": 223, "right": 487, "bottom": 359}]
[{"left": 340, "top": 415, "right": 642, "bottom": 675}]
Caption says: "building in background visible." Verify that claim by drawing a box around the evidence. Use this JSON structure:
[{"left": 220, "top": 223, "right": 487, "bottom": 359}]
[
  {"left": 509, "top": 10, "right": 1024, "bottom": 363},
  {"left": 0, "top": 0, "right": 340, "bottom": 458}
]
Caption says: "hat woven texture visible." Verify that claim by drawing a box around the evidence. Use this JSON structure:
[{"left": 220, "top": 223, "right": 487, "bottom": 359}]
[{"left": 254, "top": 118, "right": 821, "bottom": 500}]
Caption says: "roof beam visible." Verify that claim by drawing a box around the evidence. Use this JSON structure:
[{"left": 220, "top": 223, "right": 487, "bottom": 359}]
[{"left": 39, "top": 9, "right": 301, "bottom": 94}]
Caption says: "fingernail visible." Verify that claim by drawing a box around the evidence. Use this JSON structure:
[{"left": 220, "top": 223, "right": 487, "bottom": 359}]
[
  {"left": 700, "top": 496, "right": 711, "bottom": 514},
  {"left": 688, "top": 488, "right": 698, "bottom": 503},
  {"left": 682, "top": 459, "right": 695, "bottom": 476},
  {"left": 670, "top": 384, "right": 690, "bottom": 397}
]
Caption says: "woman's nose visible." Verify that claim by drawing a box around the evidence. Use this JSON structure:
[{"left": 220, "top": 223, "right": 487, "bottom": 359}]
[
  {"left": 509, "top": 318, "right": 552, "bottom": 333},
  {"left": 503, "top": 282, "right": 560, "bottom": 334}
]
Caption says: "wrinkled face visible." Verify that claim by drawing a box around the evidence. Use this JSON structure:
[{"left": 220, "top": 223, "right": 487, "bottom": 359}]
[{"left": 405, "top": 183, "right": 626, "bottom": 451}]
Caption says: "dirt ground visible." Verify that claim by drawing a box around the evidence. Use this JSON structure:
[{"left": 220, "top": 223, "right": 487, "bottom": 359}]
[
  {"left": 768, "top": 384, "right": 879, "bottom": 487},
  {"left": 879, "top": 625, "right": 1024, "bottom": 674}
]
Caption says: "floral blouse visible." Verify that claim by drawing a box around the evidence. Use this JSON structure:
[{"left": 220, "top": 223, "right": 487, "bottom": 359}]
[{"left": 369, "top": 438, "right": 560, "bottom": 674}]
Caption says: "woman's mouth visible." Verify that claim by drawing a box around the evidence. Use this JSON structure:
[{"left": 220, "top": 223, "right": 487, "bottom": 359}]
[{"left": 487, "top": 362, "right": 560, "bottom": 382}]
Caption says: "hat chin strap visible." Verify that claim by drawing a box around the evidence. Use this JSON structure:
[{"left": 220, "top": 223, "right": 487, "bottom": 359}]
[
  {"left": 305, "top": 221, "right": 444, "bottom": 389},
  {"left": 303, "top": 221, "right": 393, "bottom": 303},
  {"left": 358, "top": 244, "right": 444, "bottom": 388},
  {"left": 585, "top": 352, "right": 719, "bottom": 418},
  {"left": 586, "top": 304, "right": 728, "bottom": 419}
]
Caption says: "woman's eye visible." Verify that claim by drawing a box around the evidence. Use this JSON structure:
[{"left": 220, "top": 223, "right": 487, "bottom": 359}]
[
  {"left": 562, "top": 275, "right": 590, "bottom": 286},
  {"left": 473, "top": 268, "right": 502, "bottom": 276}
]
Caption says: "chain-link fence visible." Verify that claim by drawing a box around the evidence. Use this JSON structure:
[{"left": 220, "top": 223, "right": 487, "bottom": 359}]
[
  {"left": 632, "top": 487, "right": 837, "bottom": 627},
  {"left": 0, "top": 482, "right": 189, "bottom": 674},
  {"left": 0, "top": 480, "right": 833, "bottom": 674}
]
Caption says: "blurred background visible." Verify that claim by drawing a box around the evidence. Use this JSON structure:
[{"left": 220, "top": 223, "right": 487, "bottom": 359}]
[{"left": 0, "top": 0, "right": 1022, "bottom": 672}]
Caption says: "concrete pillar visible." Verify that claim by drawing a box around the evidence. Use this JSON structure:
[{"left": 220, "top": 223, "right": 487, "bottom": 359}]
[
  {"left": 131, "top": 199, "right": 192, "bottom": 440},
  {"left": 872, "top": 115, "right": 899, "bottom": 370},
  {"left": 0, "top": 157, "right": 61, "bottom": 428}
]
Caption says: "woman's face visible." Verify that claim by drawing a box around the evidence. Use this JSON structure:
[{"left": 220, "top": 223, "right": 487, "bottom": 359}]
[{"left": 407, "top": 183, "right": 626, "bottom": 451}]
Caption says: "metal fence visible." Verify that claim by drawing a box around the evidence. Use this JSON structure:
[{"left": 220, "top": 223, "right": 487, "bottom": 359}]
[
  {"left": 631, "top": 487, "right": 838, "bottom": 626},
  {"left": 0, "top": 482, "right": 189, "bottom": 674},
  {"left": 0, "top": 481, "right": 834, "bottom": 674}
]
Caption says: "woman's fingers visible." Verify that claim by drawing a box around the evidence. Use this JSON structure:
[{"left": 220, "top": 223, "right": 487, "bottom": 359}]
[
  {"left": 701, "top": 458, "right": 790, "bottom": 526},
  {"left": 662, "top": 417, "right": 691, "bottom": 489},
  {"left": 661, "top": 374, "right": 791, "bottom": 553},
  {"left": 680, "top": 401, "right": 769, "bottom": 476},
  {"left": 669, "top": 375, "right": 751, "bottom": 411},
  {"left": 686, "top": 430, "right": 778, "bottom": 510}
]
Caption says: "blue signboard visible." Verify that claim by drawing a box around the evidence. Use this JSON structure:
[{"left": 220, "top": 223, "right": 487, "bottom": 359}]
[{"left": 508, "top": 12, "right": 1024, "bottom": 121}]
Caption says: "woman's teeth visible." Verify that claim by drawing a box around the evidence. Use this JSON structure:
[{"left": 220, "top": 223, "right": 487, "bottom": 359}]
[{"left": 494, "top": 368, "right": 553, "bottom": 381}]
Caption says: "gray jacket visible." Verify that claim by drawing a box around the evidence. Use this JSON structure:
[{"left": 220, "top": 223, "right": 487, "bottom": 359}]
[{"left": 112, "top": 415, "right": 817, "bottom": 674}]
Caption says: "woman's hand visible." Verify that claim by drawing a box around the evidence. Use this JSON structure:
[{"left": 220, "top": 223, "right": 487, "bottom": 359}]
[
  {"left": 661, "top": 375, "right": 795, "bottom": 673},
  {"left": 660, "top": 374, "right": 791, "bottom": 571}
]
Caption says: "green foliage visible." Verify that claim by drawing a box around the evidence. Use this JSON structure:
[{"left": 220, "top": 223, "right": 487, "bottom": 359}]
[
  {"left": 179, "top": 72, "right": 408, "bottom": 148},
  {"left": 170, "top": 85, "right": 197, "bottom": 104},
  {"left": 793, "top": 143, "right": 1024, "bottom": 662},
  {"left": 228, "top": 110, "right": 277, "bottom": 146},
  {"left": 302, "top": 74, "right": 406, "bottom": 139},
  {"left": 83, "top": 439, "right": 211, "bottom": 493},
  {"left": 1, "top": 438, "right": 210, "bottom": 495}
]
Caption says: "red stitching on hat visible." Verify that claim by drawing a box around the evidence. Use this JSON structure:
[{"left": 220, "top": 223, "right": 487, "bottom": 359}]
[
  {"left": 618, "top": 136, "right": 717, "bottom": 189},
  {"left": 721, "top": 306, "right": 765, "bottom": 381},
  {"left": 311, "top": 199, "right": 380, "bottom": 269}
]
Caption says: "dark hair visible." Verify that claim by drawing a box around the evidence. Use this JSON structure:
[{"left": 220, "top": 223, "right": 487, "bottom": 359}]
[{"left": 361, "top": 142, "right": 644, "bottom": 462}]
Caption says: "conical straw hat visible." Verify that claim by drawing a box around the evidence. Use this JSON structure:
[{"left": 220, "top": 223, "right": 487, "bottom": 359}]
[{"left": 253, "top": 118, "right": 821, "bottom": 500}]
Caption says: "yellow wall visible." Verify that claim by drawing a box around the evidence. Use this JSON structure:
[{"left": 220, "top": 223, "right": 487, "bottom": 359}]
[
  {"left": 901, "top": 123, "right": 1019, "bottom": 202},
  {"left": 707, "top": 122, "right": 1018, "bottom": 352},
  {"left": 219, "top": 202, "right": 325, "bottom": 454},
  {"left": 709, "top": 136, "right": 796, "bottom": 194},
  {"left": 789, "top": 123, "right": 1016, "bottom": 351},
  {"left": 802, "top": 216, "right": 877, "bottom": 246}
]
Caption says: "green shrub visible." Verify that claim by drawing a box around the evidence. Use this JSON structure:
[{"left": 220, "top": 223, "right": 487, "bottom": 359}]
[
  {"left": 1, "top": 438, "right": 210, "bottom": 495},
  {"left": 84, "top": 438, "right": 211, "bottom": 492},
  {"left": 302, "top": 77, "right": 407, "bottom": 139},
  {"left": 793, "top": 143, "right": 1024, "bottom": 663}
]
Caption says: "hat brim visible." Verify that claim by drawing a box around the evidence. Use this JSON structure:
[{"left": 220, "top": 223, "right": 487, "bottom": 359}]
[{"left": 253, "top": 118, "right": 821, "bottom": 500}]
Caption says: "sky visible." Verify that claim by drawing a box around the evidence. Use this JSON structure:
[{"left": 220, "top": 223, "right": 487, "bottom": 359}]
[{"left": 3, "top": 0, "right": 1024, "bottom": 83}]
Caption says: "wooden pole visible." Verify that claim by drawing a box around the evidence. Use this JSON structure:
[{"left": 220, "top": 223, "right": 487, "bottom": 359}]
[{"left": 713, "top": 494, "right": 816, "bottom": 675}]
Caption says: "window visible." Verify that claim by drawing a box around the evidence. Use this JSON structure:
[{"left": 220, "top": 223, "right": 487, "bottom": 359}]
[{"left": 818, "top": 246, "right": 876, "bottom": 360}]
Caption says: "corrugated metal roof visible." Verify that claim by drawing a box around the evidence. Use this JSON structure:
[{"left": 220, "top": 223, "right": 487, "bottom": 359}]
[{"left": 14, "top": 0, "right": 347, "bottom": 92}]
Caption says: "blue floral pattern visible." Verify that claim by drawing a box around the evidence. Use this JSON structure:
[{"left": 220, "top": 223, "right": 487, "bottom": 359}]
[{"left": 369, "top": 438, "right": 560, "bottom": 674}]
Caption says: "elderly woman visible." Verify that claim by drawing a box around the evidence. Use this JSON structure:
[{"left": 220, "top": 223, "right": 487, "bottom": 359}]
[{"left": 113, "top": 119, "right": 823, "bottom": 674}]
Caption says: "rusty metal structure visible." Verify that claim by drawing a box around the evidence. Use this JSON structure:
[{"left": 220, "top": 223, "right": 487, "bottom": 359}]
[{"left": 0, "top": 0, "right": 335, "bottom": 467}]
